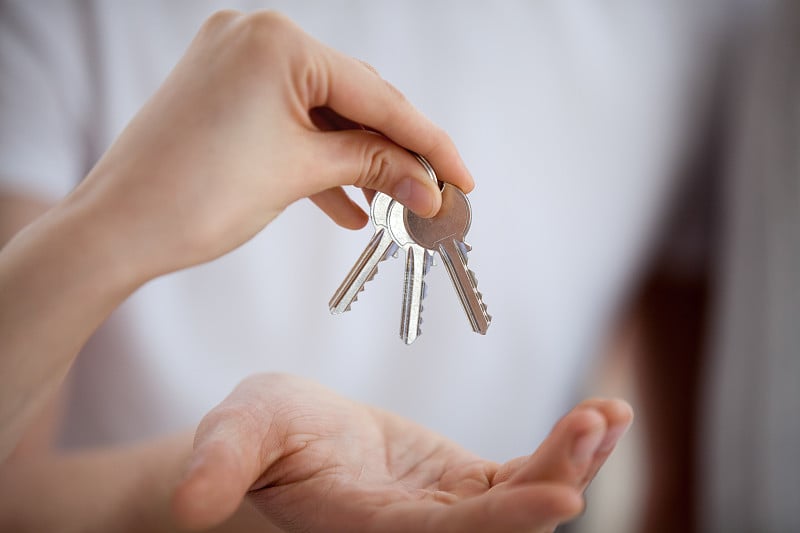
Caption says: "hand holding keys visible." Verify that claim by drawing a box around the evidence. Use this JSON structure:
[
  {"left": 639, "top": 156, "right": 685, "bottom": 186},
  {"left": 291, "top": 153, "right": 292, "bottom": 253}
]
[{"left": 329, "top": 154, "right": 490, "bottom": 344}]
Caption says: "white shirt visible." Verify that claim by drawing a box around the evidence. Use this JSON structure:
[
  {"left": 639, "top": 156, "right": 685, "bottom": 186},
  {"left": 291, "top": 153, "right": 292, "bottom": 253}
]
[{"left": 0, "top": 0, "right": 724, "bottom": 461}]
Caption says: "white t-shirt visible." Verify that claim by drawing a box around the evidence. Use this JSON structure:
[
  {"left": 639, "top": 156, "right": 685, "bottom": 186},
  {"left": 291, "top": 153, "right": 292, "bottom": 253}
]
[{"left": 0, "top": 0, "right": 724, "bottom": 461}]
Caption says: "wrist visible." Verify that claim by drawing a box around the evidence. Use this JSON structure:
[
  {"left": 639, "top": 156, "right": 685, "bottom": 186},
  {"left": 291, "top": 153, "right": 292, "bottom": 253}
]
[
  {"left": 62, "top": 160, "right": 182, "bottom": 287},
  {"left": 0, "top": 191, "right": 146, "bottom": 460},
  {"left": 44, "top": 192, "right": 150, "bottom": 295},
  {"left": 73, "top": 159, "right": 221, "bottom": 283}
]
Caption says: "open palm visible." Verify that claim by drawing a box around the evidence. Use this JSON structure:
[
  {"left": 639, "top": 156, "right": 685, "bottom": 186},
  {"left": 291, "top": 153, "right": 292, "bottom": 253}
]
[{"left": 173, "top": 374, "right": 632, "bottom": 533}]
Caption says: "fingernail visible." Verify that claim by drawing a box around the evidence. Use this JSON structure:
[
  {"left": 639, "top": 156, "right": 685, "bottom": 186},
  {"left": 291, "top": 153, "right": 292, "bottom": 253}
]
[
  {"left": 392, "top": 178, "right": 436, "bottom": 217},
  {"left": 598, "top": 422, "right": 631, "bottom": 453},
  {"left": 571, "top": 427, "right": 604, "bottom": 465}
]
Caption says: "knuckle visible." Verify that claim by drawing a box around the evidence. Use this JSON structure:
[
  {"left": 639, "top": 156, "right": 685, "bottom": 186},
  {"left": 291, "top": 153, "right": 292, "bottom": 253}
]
[
  {"left": 240, "top": 372, "right": 272, "bottom": 389},
  {"left": 563, "top": 492, "right": 587, "bottom": 521},
  {"left": 241, "top": 10, "right": 297, "bottom": 46},
  {"left": 246, "top": 10, "right": 293, "bottom": 32},
  {"left": 232, "top": 11, "right": 304, "bottom": 68},
  {"left": 357, "top": 142, "right": 393, "bottom": 190},
  {"left": 421, "top": 120, "right": 450, "bottom": 152},
  {"left": 195, "top": 405, "right": 234, "bottom": 437},
  {"left": 199, "top": 9, "right": 243, "bottom": 36},
  {"left": 357, "top": 59, "right": 381, "bottom": 77},
  {"left": 383, "top": 78, "right": 407, "bottom": 102},
  {"left": 574, "top": 495, "right": 587, "bottom": 517},
  {"left": 198, "top": 402, "right": 259, "bottom": 436}
]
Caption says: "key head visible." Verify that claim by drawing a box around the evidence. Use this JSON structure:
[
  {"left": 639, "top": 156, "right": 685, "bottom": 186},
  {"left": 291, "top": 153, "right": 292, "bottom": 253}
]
[
  {"left": 404, "top": 183, "right": 472, "bottom": 248},
  {"left": 370, "top": 192, "right": 393, "bottom": 228},
  {"left": 387, "top": 200, "right": 415, "bottom": 249}
]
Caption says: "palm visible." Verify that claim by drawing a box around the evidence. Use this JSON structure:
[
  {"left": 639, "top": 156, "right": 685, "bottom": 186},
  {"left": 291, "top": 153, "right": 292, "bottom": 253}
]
[
  {"left": 182, "top": 374, "right": 632, "bottom": 533},
  {"left": 246, "top": 380, "right": 499, "bottom": 530}
]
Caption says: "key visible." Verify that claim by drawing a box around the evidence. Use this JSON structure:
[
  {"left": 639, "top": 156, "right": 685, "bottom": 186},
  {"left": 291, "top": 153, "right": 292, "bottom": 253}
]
[
  {"left": 329, "top": 192, "right": 396, "bottom": 314},
  {"left": 404, "top": 183, "right": 491, "bottom": 334},
  {"left": 385, "top": 152, "right": 438, "bottom": 343},
  {"left": 387, "top": 200, "right": 433, "bottom": 344}
]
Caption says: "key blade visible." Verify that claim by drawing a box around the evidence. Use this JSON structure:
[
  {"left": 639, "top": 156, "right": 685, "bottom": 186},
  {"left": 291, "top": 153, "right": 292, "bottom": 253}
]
[
  {"left": 437, "top": 238, "right": 491, "bottom": 334},
  {"left": 399, "top": 245, "right": 428, "bottom": 344},
  {"left": 329, "top": 229, "right": 395, "bottom": 314}
]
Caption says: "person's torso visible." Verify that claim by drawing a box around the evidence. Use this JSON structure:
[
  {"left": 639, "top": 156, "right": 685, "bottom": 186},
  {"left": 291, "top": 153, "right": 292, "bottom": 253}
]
[{"left": 56, "top": 0, "right": 725, "bottom": 460}]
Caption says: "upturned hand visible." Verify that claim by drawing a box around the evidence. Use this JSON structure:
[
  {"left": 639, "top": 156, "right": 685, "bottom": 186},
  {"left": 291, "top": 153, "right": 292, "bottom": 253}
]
[{"left": 173, "top": 374, "right": 632, "bottom": 533}]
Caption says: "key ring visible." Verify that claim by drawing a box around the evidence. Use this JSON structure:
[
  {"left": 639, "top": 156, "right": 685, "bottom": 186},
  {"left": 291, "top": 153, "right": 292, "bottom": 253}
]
[{"left": 411, "top": 152, "right": 440, "bottom": 187}]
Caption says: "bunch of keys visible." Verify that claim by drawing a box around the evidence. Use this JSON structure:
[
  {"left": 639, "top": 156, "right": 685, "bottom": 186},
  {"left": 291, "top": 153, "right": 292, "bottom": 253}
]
[{"left": 329, "top": 153, "right": 490, "bottom": 344}]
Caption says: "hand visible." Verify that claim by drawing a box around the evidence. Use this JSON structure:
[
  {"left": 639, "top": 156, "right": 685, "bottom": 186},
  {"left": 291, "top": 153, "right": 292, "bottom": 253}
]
[
  {"left": 172, "top": 374, "right": 633, "bottom": 532},
  {"left": 68, "top": 10, "right": 473, "bottom": 282}
]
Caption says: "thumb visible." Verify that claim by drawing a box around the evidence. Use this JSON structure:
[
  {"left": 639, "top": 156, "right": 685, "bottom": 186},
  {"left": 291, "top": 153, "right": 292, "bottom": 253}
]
[
  {"left": 313, "top": 129, "right": 443, "bottom": 217},
  {"left": 171, "top": 407, "right": 282, "bottom": 530}
]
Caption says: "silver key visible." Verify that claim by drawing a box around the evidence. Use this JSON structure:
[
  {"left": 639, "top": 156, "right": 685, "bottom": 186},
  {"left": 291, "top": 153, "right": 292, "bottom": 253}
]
[
  {"left": 329, "top": 192, "right": 396, "bottom": 314},
  {"left": 384, "top": 152, "right": 439, "bottom": 343},
  {"left": 404, "top": 183, "right": 491, "bottom": 334},
  {"left": 387, "top": 200, "right": 433, "bottom": 344}
]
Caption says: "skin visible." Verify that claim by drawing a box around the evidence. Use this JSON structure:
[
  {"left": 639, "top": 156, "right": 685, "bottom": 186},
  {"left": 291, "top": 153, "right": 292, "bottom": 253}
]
[
  {"left": 0, "top": 369, "right": 632, "bottom": 532},
  {"left": 0, "top": 9, "right": 472, "bottom": 462},
  {"left": 0, "top": 10, "right": 634, "bottom": 532},
  {"left": 172, "top": 374, "right": 633, "bottom": 532}
]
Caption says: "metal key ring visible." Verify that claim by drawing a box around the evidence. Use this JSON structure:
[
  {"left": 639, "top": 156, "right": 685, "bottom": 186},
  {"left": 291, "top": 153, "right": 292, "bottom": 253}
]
[
  {"left": 354, "top": 120, "right": 438, "bottom": 188},
  {"left": 411, "top": 152, "right": 440, "bottom": 186}
]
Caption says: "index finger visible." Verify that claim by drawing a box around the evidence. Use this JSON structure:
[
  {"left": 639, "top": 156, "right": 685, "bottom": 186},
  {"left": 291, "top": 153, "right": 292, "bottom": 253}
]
[{"left": 317, "top": 47, "right": 475, "bottom": 193}]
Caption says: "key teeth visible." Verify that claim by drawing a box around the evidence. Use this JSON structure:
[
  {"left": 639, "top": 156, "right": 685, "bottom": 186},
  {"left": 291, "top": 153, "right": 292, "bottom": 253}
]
[
  {"left": 469, "top": 269, "right": 483, "bottom": 296},
  {"left": 339, "top": 260, "right": 384, "bottom": 313},
  {"left": 423, "top": 250, "right": 434, "bottom": 273},
  {"left": 472, "top": 278, "right": 491, "bottom": 322},
  {"left": 456, "top": 243, "right": 491, "bottom": 326}
]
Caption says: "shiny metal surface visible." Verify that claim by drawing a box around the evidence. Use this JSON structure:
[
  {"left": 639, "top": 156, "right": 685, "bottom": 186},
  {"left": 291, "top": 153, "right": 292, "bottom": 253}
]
[
  {"left": 405, "top": 183, "right": 491, "bottom": 334},
  {"left": 328, "top": 192, "right": 396, "bottom": 314},
  {"left": 387, "top": 200, "right": 432, "bottom": 344},
  {"left": 330, "top": 152, "right": 481, "bottom": 342}
]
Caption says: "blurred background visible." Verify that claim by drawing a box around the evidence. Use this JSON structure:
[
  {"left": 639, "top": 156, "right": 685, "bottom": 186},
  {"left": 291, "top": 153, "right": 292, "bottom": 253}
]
[{"left": 1, "top": 1, "right": 797, "bottom": 531}]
